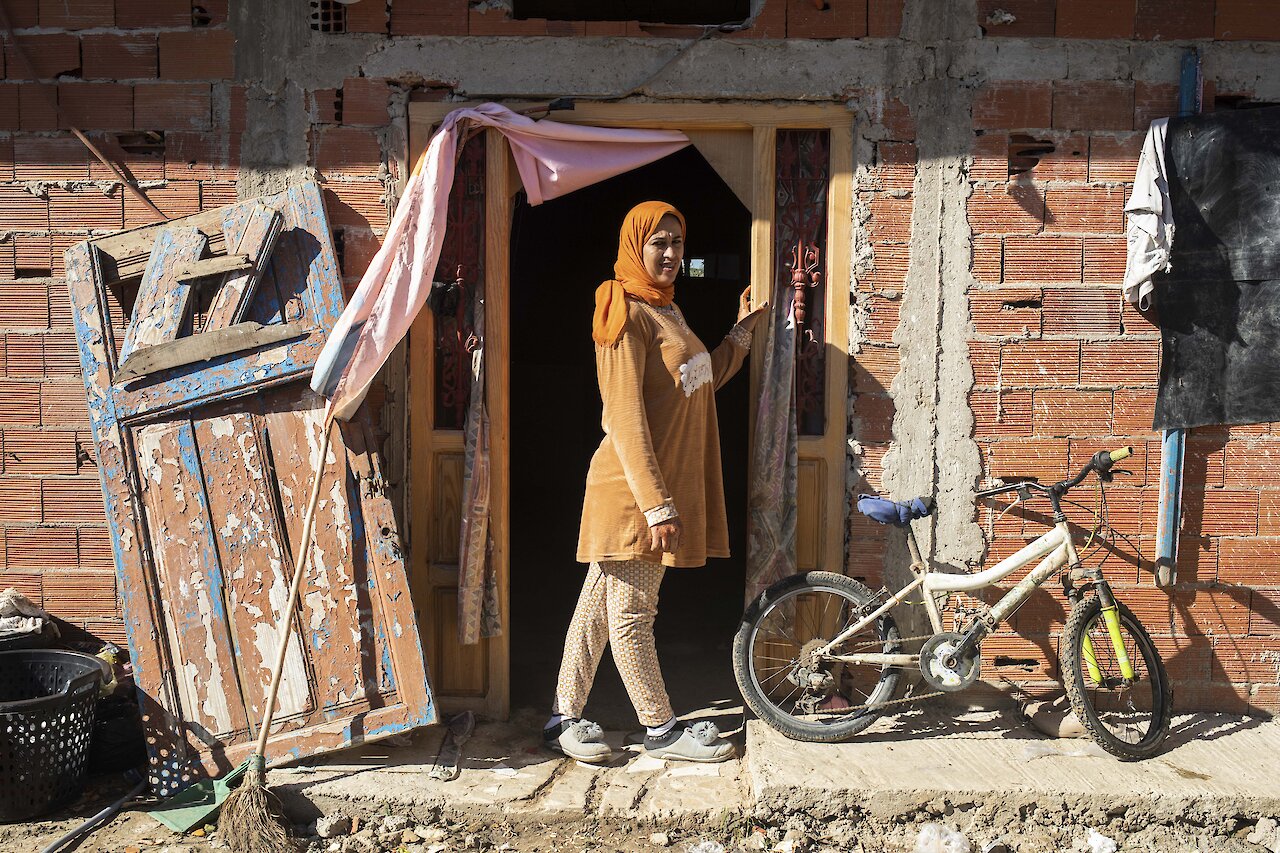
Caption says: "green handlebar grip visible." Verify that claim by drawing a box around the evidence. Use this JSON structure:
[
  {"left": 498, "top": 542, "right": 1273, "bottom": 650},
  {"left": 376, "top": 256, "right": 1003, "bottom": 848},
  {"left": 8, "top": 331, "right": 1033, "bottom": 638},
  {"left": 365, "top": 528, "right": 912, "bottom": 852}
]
[{"left": 1109, "top": 446, "right": 1133, "bottom": 463}]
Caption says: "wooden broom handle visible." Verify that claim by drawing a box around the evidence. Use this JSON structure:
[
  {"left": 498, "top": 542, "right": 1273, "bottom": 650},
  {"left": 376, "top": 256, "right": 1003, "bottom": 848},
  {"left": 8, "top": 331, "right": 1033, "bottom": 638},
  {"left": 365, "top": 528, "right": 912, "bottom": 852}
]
[{"left": 252, "top": 401, "right": 336, "bottom": 763}]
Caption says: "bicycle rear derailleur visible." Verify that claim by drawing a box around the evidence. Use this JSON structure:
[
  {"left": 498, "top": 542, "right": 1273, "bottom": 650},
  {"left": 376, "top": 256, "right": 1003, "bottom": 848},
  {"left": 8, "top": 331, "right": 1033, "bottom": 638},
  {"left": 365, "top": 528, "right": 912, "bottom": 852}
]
[
  {"left": 788, "top": 638, "right": 838, "bottom": 713},
  {"left": 919, "top": 632, "right": 981, "bottom": 692}
]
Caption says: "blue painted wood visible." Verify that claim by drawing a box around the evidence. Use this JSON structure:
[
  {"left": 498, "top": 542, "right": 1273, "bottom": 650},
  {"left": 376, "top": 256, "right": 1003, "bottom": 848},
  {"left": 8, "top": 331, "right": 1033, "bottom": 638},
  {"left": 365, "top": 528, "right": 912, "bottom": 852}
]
[
  {"left": 1156, "top": 48, "right": 1202, "bottom": 587},
  {"left": 66, "top": 181, "right": 435, "bottom": 795},
  {"left": 119, "top": 227, "right": 208, "bottom": 363}
]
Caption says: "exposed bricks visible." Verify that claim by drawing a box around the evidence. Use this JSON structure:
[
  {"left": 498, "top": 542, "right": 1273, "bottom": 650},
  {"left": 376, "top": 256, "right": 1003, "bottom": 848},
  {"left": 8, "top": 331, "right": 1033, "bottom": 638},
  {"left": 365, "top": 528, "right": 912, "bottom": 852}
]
[
  {"left": 0, "top": 284, "right": 50, "bottom": 328},
  {"left": 971, "top": 235, "right": 1002, "bottom": 284},
  {"left": 14, "top": 136, "right": 88, "bottom": 180},
  {"left": 1003, "top": 235, "right": 1082, "bottom": 282},
  {"left": 48, "top": 186, "right": 124, "bottom": 229},
  {"left": 81, "top": 33, "right": 158, "bottom": 80},
  {"left": 1224, "top": 440, "right": 1280, "bottom": 488},
  {"left": 1112, "top": 390, "right": 1156, "bottom": 435},
  {"left": 971, "top": 389, "right": 1032, "bottom": 436},
  {"left": 1033, "top": 389, "right": 1112, "bottom": 435},
  {"left": 165, "top": 132, "right": 238, "bottom": 180},
  {"left": 41, "top": 478, "right": 103, "bottom": 523},
  {"left": 0, "top": 185, "right": 50, "bottom": 231},
  {"left": 984, "top": 437, "right": 1069, "bottom": 483},
  {"left": 864, "top": 194, "right": 912, "bottom": 242},
  {"left": 969, "top": 134, "right": 1008, "bottom": 182},
  {"left": 787, "top": 0, "right": 868, "bottom": 40},
  {"left": 1134, "top": 82, "right": 1179, "bottom": 130},
  {"left": 1052, "top": 81, "right": 1135, "bottom": 132},
  {"left": 115, "top": 0, "right": 190, "bottom": 28},
  {"left": 973, "top": 82, "right": 1052, "bottom": 131},
  {"left": 3, "top": 428, "right": 78, "bottom": 474},
  {"left": 867, "top": 0, "right": 903, "bottom": 36},
  {"left": 1041, "top": 287, "right": 1122, "bottom": 335},
  {"left": 1215, "top": 0, "right": 1280, "bottom": 40},
  {"left": 967, "top": 184, "right": 1043, "bottom": 235},
  {"left": 40, "top": 570, "right": 115, "bottom": 618},
  {"left": 323, "top": 182, "right": 387, "bottom": 230},
  {"left": 40, "top": 383, "right": 89, "bottom": 425},
  {"left": 389, "top": 0, "right": 467, "bottom": 35},
  {"left": 853, "top": 345, "right": 898, "bottom": 391},
  {"left": 1088, "top": 133, "right": 1142, "bottom": 183},
  {"left": 1080, "top": 340, "right": 1159, "bottom": 386},
  {"left": 1044, "top": 185, "right": 1125, "bottom": 234},
  {"left": 18, "top": 84, "right": 59, "bottom": 132},
  {"left": 1134, "top": 0, "right": 1212, "bottom": 39},
  {"left": 316, "top": 127, "right": 383, "bottom": 177},
  {"left": 345, "top": 0, "right": 389, "bottom": 33},
  {"left": 38, "top": 0, "right": 113, "bottom": 29},
  {"left": 1025, "top": 133, "right": 1087, "bottom": 182},
  {"left": 969, "top": 288, "right": 1042, "bottom": 338},
  {"left": 999, "top": 340, "right": 1080, "bottom": 384},
  {"left": 876, "top": 141, "right": 915, "bottom": 191},
  {"left": 134, "top": 83, "right": 212, "bottom": 131},
  {"left": 4, "top": 33, "right": 80, "bottom": 80},
  {"left": 158, "top": 29, "right": 235, "bottom": 80},
  {"left": 1083, "top": 236, "right": 1126, "bottom": 284},
  {"left": 124, "top": 182, "right": 200, "bottom": 225},
  {"left": 1055, "top": 0, "right": 1133, "bottom": 38},
  {"left": 342, "top": 78, "right": 392, "bottom": 126}
]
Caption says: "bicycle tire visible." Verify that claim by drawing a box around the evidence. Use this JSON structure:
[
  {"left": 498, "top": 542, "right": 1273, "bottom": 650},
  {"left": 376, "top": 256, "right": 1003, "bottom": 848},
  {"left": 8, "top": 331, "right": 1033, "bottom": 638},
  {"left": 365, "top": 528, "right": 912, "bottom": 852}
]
[
  {"left": 1060, "top": 595, "right": 1172, "bottom": 760},
  {"left": 733, "top": 571, "right": 901, "bottom": 743}
]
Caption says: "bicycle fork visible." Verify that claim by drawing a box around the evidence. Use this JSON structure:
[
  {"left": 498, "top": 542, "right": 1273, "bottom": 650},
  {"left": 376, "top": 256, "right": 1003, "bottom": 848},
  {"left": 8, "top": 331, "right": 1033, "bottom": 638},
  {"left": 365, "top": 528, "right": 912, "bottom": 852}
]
[{"left": 1083, "top": 583, "right": 1136, "bottom": 683}]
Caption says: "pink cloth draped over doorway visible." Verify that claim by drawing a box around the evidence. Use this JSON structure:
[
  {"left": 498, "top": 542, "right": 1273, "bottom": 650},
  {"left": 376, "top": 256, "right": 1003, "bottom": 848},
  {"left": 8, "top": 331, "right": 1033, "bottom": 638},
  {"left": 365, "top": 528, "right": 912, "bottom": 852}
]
[{"left": 311, "top": 102, "right": 690, "bottom": 419}]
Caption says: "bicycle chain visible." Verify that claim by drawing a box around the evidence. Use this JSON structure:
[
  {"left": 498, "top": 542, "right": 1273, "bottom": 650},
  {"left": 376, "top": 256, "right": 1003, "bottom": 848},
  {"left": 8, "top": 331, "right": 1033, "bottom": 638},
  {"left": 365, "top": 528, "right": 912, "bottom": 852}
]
[{"left": 794, "top": 633, "right": 946, "bottom": 716}]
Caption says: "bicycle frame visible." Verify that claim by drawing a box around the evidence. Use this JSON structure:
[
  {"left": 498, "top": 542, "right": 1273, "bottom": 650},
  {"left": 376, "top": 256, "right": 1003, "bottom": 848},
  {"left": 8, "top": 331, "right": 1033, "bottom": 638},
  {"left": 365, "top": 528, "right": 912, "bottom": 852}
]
[{"left": 819, "top": 520, "right": 1077, "bottom": 668}]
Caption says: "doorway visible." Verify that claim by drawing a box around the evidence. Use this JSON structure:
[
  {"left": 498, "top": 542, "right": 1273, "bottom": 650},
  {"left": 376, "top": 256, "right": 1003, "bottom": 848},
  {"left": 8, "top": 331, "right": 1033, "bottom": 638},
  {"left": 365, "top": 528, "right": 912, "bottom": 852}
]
[{"left": 507, "top": 146, "right": 752, "bottom": 728}]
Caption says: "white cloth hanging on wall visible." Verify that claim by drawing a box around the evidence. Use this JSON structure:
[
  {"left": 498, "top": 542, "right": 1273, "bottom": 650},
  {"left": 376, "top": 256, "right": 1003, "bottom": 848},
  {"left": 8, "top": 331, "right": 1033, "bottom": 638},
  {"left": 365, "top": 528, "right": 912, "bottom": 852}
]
[{"left": 1123, "top": 118, "right": 1173, "bottom": 310}]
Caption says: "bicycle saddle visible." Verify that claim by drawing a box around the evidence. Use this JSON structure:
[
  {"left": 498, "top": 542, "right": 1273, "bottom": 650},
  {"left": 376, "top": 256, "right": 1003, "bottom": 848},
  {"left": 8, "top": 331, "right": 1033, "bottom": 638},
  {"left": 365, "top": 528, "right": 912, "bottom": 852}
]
[{"left": 856, "top": 494, "right": 933, "bottom": 526}]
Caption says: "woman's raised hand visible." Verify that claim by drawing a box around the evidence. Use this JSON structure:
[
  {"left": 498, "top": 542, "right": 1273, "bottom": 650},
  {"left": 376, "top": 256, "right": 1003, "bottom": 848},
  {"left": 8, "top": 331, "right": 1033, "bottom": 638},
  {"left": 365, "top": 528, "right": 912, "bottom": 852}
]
[{"left": 736, "top": 286, "right": 768, "bottom": 330}]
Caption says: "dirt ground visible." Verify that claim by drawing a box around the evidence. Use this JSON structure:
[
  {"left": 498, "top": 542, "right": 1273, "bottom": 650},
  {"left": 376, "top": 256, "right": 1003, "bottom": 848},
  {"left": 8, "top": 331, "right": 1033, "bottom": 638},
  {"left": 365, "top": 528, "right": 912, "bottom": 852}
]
[{"left": 7, "top": 777, "right": 1280, "bottom": 853}]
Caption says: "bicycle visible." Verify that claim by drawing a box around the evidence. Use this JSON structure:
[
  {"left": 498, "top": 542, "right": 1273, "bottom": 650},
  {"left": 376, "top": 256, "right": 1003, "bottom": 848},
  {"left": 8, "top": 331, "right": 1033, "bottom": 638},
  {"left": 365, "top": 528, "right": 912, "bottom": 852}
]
[{"left": 733, "top": 446, "right": 1173, "bottom": 760}]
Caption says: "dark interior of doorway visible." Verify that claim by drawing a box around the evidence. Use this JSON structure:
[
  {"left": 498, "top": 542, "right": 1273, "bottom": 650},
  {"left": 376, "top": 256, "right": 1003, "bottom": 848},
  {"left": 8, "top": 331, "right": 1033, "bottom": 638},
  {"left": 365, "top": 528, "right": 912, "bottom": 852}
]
[{"left": 509, "top": 146, "right": 751, "bottom": 731}]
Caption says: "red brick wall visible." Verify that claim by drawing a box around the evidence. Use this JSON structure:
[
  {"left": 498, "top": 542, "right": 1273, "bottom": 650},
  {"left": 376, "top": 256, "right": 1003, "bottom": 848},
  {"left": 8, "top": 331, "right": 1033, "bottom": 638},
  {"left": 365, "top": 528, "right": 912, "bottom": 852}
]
[
  {"left": 3, "top": 0, "right": 1280, "bottom": 712},
  {"left": 0, "top": 0, "right": 400, "bottom": 643}
]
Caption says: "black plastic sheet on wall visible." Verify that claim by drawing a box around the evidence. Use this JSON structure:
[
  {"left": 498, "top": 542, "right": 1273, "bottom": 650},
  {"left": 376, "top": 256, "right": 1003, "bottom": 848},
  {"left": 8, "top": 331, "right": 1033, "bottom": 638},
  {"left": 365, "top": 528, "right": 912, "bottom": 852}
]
[{"left": 1154, "top": 105, "right": 1280, "bottom": 430}]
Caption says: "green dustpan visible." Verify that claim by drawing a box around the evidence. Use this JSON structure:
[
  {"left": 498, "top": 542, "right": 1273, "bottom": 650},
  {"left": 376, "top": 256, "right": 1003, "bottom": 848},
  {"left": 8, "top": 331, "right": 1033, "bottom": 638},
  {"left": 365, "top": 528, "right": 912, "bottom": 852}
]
[{"left": 146, "top": 758, "right": 251, "bottom": 833}]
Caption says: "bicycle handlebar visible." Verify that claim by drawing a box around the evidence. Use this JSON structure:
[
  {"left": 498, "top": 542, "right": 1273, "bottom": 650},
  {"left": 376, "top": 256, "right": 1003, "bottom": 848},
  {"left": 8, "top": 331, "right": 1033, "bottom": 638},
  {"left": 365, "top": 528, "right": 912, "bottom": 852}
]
[{"left": 977, "top": 445, "right": 1133, "bottom": 500}]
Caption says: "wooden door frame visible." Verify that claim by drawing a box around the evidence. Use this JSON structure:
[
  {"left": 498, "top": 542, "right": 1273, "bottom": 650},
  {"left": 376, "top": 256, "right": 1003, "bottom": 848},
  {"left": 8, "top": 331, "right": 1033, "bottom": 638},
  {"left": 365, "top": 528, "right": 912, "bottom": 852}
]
[{"left": 407, "top": 101, "right": 853, "bottom": 720}]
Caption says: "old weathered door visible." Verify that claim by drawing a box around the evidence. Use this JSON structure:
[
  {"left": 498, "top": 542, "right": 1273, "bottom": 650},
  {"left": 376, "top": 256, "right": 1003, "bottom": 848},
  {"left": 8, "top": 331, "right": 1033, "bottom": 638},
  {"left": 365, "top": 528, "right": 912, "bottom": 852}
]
[
  {"left": 66, "top": 182, "right": 434, "bottom": 795},
  {"left": 406, "top": 103, "right": 852, "bottom": 719}
]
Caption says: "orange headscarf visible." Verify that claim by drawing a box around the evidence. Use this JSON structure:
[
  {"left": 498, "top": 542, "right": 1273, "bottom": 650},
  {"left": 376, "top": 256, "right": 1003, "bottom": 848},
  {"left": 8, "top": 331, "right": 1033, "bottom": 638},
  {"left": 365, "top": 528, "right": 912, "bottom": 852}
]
[{"left": 592, "top": 201, "right": 687, "bottom": 347}]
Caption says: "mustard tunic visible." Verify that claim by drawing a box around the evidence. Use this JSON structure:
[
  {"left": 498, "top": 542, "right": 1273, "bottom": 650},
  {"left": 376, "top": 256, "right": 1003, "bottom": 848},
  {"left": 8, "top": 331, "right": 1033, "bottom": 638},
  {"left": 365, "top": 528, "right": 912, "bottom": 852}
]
[{"left": 577, "top": 297, "right": 749, "bottom": 568}]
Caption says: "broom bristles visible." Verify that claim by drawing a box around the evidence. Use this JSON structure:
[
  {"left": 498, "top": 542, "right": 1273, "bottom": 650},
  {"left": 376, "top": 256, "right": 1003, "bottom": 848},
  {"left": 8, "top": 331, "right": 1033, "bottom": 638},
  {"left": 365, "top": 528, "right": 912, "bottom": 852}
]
[{"left": 218, "top": 776, "right": 297, "bottom": 853}]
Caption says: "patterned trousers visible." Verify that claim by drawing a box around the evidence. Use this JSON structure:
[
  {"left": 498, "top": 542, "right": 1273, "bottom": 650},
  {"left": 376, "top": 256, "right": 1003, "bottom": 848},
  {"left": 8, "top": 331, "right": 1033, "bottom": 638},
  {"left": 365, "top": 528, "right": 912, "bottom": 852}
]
[{"left": 554, "top": 559, "right": 674, "bottom": 727}]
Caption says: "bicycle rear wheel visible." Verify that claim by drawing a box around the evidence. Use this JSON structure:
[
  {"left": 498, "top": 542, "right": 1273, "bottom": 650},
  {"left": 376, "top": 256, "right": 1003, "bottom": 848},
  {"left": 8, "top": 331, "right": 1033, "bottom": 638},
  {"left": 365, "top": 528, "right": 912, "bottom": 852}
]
[
  {"left": 1060, "top": 595, "right": 1172, "bottom": 760},
  {"left": 732, "top": 571, "right": 901, "bottom": 743}
]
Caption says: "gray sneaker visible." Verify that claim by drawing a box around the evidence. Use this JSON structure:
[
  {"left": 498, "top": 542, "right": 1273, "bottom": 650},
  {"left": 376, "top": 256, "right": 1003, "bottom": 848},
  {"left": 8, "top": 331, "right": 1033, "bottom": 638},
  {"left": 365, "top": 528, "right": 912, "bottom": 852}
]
[
  {"left": 644, "top": 721, "right": 735, "bottom": 763},
  {"left": 543, "top": 719, "right": 612, "bottom": 764}
]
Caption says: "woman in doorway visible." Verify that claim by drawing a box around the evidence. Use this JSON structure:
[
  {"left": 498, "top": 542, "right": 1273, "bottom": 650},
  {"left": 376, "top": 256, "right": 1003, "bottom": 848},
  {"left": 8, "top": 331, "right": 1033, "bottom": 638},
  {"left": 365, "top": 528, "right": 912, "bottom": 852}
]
[{"left": 543, "top": 200, "right": 766, "bottom": 764}]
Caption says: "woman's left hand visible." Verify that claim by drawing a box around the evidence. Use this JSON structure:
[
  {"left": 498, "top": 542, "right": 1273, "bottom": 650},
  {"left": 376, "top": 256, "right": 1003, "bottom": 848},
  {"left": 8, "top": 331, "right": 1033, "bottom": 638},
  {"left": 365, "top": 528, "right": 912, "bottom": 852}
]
[{"left": 736, "top": 286, "right": 768, "bottom": 330}]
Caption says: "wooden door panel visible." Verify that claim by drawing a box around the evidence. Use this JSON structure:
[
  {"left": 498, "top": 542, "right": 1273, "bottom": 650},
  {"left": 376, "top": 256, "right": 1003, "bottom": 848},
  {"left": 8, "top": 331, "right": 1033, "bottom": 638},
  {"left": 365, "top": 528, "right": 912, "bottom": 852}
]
[
  {"left": 796, "top": 458, "right": 825, "bottom": 571},
  {"left": 194, "top": 410, "right": 312, "bottom": 723},
  {"left": 435, "top": 587, "right": 488, "bottom": 696},
  {"left": 431, "top": 452, "right": 464, "bottom": 566},
  {"left": 67, "top": 182, "right": 434, "bottom": 795}
]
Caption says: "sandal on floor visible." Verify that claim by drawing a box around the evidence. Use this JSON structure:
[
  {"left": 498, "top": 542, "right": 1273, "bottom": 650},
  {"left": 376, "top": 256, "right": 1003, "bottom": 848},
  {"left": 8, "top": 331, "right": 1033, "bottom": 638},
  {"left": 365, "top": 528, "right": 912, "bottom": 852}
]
[
  {"left": 543, "top": 718, "right": 612, "bottom": 764},
  {"left": 644, "top": 720, "right": 735, "bottom": 763}
]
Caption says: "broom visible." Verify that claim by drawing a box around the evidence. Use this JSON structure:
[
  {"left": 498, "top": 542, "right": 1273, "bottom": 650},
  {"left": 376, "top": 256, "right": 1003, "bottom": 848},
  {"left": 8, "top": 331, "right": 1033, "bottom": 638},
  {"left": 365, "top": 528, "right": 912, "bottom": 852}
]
[{"left": 219, "top": 401, "right": 336, "bottom": 853}]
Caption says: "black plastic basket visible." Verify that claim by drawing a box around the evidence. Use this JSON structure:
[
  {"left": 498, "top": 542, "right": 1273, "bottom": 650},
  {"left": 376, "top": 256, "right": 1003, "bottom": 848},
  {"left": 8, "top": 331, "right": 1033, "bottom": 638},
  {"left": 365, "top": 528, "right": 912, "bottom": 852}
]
[{"left": 0, "top": 650, "right": 106, "bottom": 822}]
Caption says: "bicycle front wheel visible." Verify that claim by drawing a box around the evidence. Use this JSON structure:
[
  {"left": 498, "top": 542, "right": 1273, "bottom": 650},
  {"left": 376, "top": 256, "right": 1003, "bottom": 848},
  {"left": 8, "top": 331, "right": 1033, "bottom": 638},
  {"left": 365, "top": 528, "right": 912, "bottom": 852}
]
[
  {"left": 1060, "top": 595, "right": 1172, "bottom": 760},
  {"left": 733, "top": 571, "right": 901, "bottom": 743}
]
